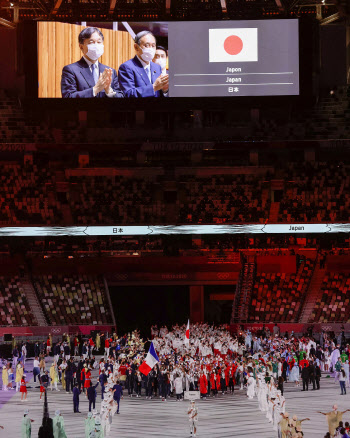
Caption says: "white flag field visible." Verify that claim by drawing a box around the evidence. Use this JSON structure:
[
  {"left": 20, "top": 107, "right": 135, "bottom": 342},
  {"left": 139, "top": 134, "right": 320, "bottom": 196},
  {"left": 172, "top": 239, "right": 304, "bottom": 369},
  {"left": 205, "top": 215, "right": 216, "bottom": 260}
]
[
  {"left": 209, "top": 28, "right": 258, "bottom": 63},
  {"left": 185, "top": 319, "right": 190, "bottom": 345}
]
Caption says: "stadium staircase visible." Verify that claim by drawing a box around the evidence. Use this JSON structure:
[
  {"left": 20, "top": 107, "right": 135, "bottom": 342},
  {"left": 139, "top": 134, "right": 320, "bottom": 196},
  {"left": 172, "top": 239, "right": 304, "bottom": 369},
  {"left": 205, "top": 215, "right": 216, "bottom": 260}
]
[
  {"left": 231, "top": 255, "right": 256, "bottom": 323},
  {"left": 269, "top": 202, "right": 280, "bottom": 223},
  {"left": 261, "top": 187, "right": 270, "bottom": 205},
  {"left": 251, "top": 86, "right": 350, "bottom": 141},
  {"left": 59, "top": 204, "right": 73, "bottom": 224},
  {"left": 21, "top": 275, "right": 48, "bottom": 326},
  {"left": 103, "top": 276, "right": 116, "bottom": 327},
  {"left": 231, "top": 269, "right": 243, "bottom": 323},
  {"left": 53, "top": 171, "right": 73, "bottom": 223},
  {"left": 299, "top": 263, "right": 326, "bottom": 323},
  {"left": 301, "top": 86, "right": 350, "bottom": 139}
]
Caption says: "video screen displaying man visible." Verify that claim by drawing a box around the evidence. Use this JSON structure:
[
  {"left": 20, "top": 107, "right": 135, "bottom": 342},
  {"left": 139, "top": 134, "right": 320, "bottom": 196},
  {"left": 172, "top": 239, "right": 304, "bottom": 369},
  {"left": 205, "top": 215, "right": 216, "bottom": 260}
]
[
  {"left": 153, "top": 46, "right": 168, "bottom": 75},
  {"left": 61, "top": 27, "right": 124, "bottom": 98},
  {"left": 118, "top": 31, "right": 169, "bottom": 98}
]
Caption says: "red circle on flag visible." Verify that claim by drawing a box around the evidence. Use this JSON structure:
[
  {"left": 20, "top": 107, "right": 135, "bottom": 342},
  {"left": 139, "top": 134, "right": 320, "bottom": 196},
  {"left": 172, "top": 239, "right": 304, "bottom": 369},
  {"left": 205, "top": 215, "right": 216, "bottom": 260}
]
[{"left": 224, "top": 35, "right": 243, "bottom": 55}]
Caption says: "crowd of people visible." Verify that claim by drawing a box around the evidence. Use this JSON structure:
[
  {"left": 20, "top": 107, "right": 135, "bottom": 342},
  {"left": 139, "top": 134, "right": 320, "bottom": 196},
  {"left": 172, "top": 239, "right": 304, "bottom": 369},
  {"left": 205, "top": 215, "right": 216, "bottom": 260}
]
[{"left": 1, "top": 324, "right": 350, "bottom": 437}]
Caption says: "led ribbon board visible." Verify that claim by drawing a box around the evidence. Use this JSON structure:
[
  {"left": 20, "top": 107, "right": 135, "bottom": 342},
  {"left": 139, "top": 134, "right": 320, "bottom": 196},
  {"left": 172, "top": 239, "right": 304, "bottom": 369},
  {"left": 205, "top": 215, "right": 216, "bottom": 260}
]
[{"left": 0, "top": 224, "right": 349, "bottom": 236}]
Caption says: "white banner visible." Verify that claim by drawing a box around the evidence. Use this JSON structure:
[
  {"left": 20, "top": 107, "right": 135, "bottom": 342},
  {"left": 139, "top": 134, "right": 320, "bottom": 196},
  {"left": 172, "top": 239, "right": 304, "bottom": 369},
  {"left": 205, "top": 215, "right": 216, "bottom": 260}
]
[
  {"left": 0, "top": 223, "right": 348, "bottom": 236},
  {"left": 184, "top": 391, "right": 200, "bottom": 400}
]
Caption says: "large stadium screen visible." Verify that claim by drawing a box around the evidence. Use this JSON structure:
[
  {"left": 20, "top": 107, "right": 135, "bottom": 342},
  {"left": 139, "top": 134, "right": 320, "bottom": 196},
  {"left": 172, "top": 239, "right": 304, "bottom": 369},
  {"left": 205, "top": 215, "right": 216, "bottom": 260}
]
[{"left": 37, "top": 19, "right": 299, "bottom": 99}]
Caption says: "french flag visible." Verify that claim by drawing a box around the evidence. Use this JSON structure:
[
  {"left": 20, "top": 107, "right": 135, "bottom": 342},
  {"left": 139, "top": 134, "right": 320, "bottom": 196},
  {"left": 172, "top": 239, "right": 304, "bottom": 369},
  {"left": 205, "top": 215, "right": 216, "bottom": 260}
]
[
  {"left": 185, "top": 319, "right": 190, "bottom": 345},
  {"left": 139, "top": 342, "right": 159, "bottom": 376}
]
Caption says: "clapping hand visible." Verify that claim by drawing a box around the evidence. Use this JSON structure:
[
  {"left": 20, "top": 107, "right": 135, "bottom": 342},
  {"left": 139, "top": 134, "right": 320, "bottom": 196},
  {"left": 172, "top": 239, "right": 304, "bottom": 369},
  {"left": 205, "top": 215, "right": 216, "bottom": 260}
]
[
  {"left": 153, "top": 74, "right": 169, "bottom": 93},
  {"left": 103, "top": 68, "right": 113, "bottom": 94},
  {"left": 93, "top": 69, "right": 113, "bottom": 96}
]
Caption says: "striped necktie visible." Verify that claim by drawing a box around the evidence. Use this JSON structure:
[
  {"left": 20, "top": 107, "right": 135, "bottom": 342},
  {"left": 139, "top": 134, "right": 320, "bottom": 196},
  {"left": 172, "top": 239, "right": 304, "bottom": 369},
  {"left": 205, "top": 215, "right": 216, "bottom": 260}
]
[{"left": 145, "top": 65, "right": 152, "bottom": 84}]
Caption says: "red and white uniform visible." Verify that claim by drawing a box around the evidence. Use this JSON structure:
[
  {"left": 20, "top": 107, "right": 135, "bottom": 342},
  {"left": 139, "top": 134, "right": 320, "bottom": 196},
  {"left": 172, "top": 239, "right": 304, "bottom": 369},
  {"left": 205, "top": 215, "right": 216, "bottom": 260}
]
[
  {"left": 84, "top": 370, "right": 92, "bottom": 388},
  {"left": 20, "top": 378, "right": 27, "bottom": 393},
  {"left": 199, "top": 374, "right": 208, "bottom": 395}
]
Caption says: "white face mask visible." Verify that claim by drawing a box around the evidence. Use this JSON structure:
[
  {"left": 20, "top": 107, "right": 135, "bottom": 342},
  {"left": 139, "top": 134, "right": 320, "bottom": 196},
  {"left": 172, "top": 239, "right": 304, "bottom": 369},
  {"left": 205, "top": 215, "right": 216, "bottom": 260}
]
[
  {"left": 86, "top": 43, "right": 104, "bottom": 61},
  {"left": 154, "top": 58, "right": 167, "bottom": 71},
  {"left": 140, "top": 47, "right": 156, "bottom": 63}
]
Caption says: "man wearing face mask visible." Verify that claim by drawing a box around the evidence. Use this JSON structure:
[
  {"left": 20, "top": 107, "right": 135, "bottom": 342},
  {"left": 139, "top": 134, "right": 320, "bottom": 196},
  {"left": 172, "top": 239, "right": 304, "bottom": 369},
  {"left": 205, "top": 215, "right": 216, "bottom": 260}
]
[
  {"left": 118, "top": 31, "right": 169, "bottom": 98},
  {"left": 61, "top": 27, "right": 124, "bottom": 98},
  {"left": 153, "top": 46, "right": 168, "bottom": 75}
]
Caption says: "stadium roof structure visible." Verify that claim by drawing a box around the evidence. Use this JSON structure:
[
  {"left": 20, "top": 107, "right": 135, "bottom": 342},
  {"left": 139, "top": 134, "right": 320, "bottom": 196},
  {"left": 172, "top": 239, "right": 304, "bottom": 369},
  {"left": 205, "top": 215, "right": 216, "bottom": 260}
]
[{"left": 0, "top": 0, "right": 347, "bottom": 23}]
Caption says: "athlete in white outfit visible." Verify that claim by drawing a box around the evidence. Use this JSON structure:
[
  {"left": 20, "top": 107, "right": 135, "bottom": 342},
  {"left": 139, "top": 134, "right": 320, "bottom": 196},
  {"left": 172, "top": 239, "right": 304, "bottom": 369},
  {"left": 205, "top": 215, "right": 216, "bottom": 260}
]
[{"left": 188, "top": 400, "right": 198, "bottom": 437}]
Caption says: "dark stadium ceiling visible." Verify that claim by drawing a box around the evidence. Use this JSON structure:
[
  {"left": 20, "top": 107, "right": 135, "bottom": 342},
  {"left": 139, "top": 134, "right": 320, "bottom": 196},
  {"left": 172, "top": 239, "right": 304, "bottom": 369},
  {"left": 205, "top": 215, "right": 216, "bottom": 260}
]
[{"left": 0, "top": 0, "right": 348, "bottom": 24}]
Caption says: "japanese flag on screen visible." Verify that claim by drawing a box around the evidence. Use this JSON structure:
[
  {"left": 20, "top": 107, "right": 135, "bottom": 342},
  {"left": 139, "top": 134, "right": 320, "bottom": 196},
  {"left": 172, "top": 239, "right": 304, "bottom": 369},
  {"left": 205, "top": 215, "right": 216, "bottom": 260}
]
[{"left": 209, "top": 28, "right": 258, "bottom": 63}]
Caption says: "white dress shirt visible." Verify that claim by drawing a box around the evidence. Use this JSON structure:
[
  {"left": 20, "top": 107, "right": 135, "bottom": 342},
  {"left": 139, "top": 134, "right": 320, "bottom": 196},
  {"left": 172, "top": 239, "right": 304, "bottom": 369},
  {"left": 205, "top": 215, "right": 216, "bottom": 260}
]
[
  {"left": 136, "top": 55, "right": 155, "bottom": 95},
  {"left": 136, "top": 56, "right": 168, "bottom": 96},
  {"left": 83, "top": 56, "right": 116, "bottom": 98}
]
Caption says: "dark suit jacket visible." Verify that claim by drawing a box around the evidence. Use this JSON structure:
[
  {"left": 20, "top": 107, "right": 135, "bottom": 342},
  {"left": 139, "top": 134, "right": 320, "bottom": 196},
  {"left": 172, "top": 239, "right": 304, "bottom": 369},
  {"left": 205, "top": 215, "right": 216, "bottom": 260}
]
[
  {"left": 61, "top": 57, "right": 124, "bottom": 98},
  {"left": 308, "top": 364, "right": 315, "bottom": 378},
  {"left": 99, "top": 373, "right": 107, "bottom": 385},
  {"left": 105, "top": 363, "right": 113, "bottom": 373},
  {"left": 34, "top": 344, "right": 40, "bottom": 357},
  {"left": 73, "top": 386, "right": 80, "bottom": 400},
  {"left": 301, "top": 367, "right": 309, "bottom": 380},
  {"left": 65, "top": 367, "right": 73, "bottom": 379},
  {"left": 112, "top": 384, "right": 123, "bottom": 400},
  {"left": 118, "top": 56, "right": 164, "bottom": 98},
  {"left": 87, "top": 383, "right": 99, "bottom": 401}
]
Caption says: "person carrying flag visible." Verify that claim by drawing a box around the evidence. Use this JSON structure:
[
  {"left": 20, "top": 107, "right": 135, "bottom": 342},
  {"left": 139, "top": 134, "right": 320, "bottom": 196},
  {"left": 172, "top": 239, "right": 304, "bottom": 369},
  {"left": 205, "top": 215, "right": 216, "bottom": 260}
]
[{"left": 139, "top": 342, "right": 159, "bottom": 376}]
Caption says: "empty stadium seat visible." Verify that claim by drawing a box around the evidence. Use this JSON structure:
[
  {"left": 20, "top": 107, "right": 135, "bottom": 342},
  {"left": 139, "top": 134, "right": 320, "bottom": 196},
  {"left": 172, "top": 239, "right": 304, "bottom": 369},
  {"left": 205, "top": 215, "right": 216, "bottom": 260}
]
[{"left": 33, "top": 274, "right": 114, "bottom": 325}]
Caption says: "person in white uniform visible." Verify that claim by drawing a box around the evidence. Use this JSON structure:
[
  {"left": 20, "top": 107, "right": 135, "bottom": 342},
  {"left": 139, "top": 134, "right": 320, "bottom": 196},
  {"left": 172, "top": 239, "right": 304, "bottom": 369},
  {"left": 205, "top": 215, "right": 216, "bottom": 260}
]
[
  {"left": 174, "top": 374, "right": 183, "bottom": 400},
  {"left": 343, "top": 360, "right": 350, "bottom": 388},
  {"left": 246, "top": 374, "right": 256, "bottom": 399},
  {"left": 188, "top": 400, "right": 198, "bottom": 437}
]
